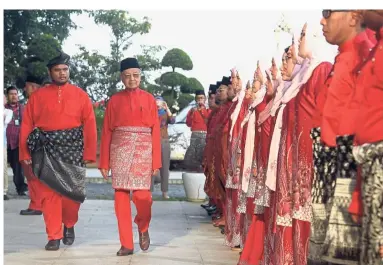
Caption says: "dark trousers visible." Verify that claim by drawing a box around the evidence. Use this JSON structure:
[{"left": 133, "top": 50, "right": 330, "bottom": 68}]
[
  {"left": 159, "top": 139, "right": 171, "bottom": 192},
  {"left": 7, "top": 147, "right": 27, "bottom": 193},
  {"left": 151, "top": 139, "right": 171, "bottom": 192}
]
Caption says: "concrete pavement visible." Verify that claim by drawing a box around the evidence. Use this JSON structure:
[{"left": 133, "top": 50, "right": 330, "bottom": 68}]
[
  {"left": 4, "top": 200, "right": 239, "bottom": 265},
  {"left": 6, "top": 182, "right": 187, "bottom": 201},
  {"left": 7, "top": 167, "right": 184, "bottom": 184}
]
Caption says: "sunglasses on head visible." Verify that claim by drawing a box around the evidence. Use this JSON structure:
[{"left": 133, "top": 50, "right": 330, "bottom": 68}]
[{"left": 322, "top": 9, "right": 349, "bottom": 19}]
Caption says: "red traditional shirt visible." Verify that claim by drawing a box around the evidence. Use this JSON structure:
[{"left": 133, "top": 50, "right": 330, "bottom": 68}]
[
  {"left": 349, "top": 27, "right": 383, "bottom": 216},
  {"left": 321, "top": 30, "right": 374, "bottom": 146},
  {"left": 354, "top": 27, "right": 383, "bottom": 144},
  {"left": 186, "top": 107, "right": 210, "bottom": 132},
  {"left": 99, "top": 88, "right": 161, "bottom": 170},
  {"left": 19, "top": 83, "right": 97, "bottom": 162}
]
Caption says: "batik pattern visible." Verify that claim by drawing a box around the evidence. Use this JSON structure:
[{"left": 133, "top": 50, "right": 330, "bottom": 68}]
[
  {"left": 110, "top": 126, "right": 153, "bottom": 190},
  {"left": 354, "top": 141, "right": 383, "bottom": 265},
  {"left": 27, "top": 126, "right": 86, "bottom": 203}
]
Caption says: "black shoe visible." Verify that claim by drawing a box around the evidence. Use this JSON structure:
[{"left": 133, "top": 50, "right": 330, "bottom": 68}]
[
  {"left": 207, "top": 208, "right": 217, "bottom": 216},
  {"left": 201, "top": 203, "right": 211, "bottom": 209},
  {"left": 231, "top": 245, "right": 241, "bottom": 251},
  {"left": 20, "top": 209, "right": 42, "bottom": 216},
  {"left": 63, "top": 226, "right": 75, "bottom": 245},
  {"left": 212, "top": 214, "right": 222, "bottom": 221},
  {"left": 138, "top": 230, "right": 150, "bottom": 251},
  {"left": 4, "top": 195, "right": 9, "bottom": 200},
  {"left": 45, "top": 240, "right": 60, "bottom": 251},
  {"left": 206, "top": 205, "right": 217, "bottom": 212},
  {"left": 17, "top": 191, "right": 27, "bottom": 196},
  {"left": 117, "top": 246, "right": 134, "bottom": 256}
]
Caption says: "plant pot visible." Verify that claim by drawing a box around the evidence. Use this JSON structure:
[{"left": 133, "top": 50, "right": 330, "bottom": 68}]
[{"left": 182, "top": 172, "right": 207, "bottom": 202}]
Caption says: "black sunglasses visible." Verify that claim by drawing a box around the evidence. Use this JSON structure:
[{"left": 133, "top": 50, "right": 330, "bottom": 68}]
[{"left": 322, "top": 9, "right": 349, "bottom": 19}]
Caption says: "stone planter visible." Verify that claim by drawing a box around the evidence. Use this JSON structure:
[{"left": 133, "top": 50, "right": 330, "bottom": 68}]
[{"left": 182, "top": 172, "right": 207, "bottom": 202}]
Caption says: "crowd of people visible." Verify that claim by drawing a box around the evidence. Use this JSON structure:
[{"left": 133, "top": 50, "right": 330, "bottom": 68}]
[
  {"left": 197, "top": 10, "right": 382, "bottom": 265},
  {"left": 3, "top": 9, "right": 382, "bottom": 265}
]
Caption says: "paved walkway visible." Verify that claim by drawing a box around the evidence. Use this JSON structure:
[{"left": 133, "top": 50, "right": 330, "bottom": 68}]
[
  {"left": 4, "top": 200, "right": 239, "bottom": 265},
  {"left": 7, "top": 167, "right": 184, "bottom": 184},
  {"left": 6, "top": 182, "right": 187, "bottom": 201},
  {"left": 8, "top": 167, "right": 183, "bottom": 180}
]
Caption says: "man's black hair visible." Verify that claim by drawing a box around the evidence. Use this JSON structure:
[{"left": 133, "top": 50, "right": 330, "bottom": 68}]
[{"left": 6, "top": 86, "right": 18, "bottom": 94}]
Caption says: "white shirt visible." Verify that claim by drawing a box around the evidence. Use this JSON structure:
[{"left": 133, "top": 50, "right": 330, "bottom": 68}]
[{"left": 4, "top": 108, "right": 13, "bottom": 146}]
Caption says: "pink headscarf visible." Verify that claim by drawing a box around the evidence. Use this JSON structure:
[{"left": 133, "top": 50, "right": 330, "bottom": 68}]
[
  {"left": 229, "top": 83, "right": 246, "bottom": 142},
  {"left": 265, "top": 33, "right": 328, "bottom": 191},
  {"left": 241, "top": 86, "right": 266, "bottom": 192}
]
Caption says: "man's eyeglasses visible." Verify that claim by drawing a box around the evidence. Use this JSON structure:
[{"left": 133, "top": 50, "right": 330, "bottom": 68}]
[{"left": 322, "top": 9, "right": 349, "bottom": 19}]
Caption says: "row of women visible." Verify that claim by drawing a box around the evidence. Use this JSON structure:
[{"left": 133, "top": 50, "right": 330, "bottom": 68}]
[{"left": 201, "top": 10, "right": 383, "bottom": 265}]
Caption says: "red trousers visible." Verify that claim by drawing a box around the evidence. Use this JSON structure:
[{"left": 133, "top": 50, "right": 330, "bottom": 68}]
[
  {"left": 36, "top": 180, "right": 80, "bottom": 241},
  {"left": 21, "top": 163, "right": 42, "bottom": 211},
  {"left": 238, "top": 214, "right": 265, "bottom": 265},
  {"left": 292, "top": 219, "right": 310, "bottom": 265},
  {"left": 115, "top": 189, "right": 152, "bottom": 249},
  {"left": 27, "top": 178, "right": 42, "bottom": 211},
  {"left": 225, "top": 188, "right": 241, "bottom": 247},
  {"left": 274, "top": 225, "right": 294, "bottom": 265}
]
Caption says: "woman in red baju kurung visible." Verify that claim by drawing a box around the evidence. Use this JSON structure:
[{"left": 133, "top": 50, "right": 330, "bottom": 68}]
[
  {"left": 236, "top": 78, "right": 267, "bottom": 249},
  {"left": 238, "top": 63, "right": 280, "bottom": 265},
  {"left": 292, "top": 61, "right": 331, "bottom": 265},
  {"left": 226, "top": 78, "right": 251, "bottom": 249},
  {"left": 291, "top": 24, "right": 333, "bottom": 265},
  {"left": 213, "top": 76, "right": 236, "bottom": 227},
  {"left": 262, "top": 47, "right": 300, "bottom": 265}
]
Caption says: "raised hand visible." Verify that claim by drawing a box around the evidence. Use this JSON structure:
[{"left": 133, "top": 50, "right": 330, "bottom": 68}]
[
  {"left": 252, "top": 74, "right": 261, "bottom": 93},
  {"left": 265, "top": 70, "right": 271, "bottom": 81},
  {"left": 298, "top": 23, "right": 310, "bottom": 59},
  {"left": 265, "top": 70, "right": 274, "bottom": 95},
  {"left": 230, "top": 68, "right": 238, "bottom": 86},
  {"left": 246, "top": 80, "right": 251, "bottom": 89},
  {"left": 270, "top": 57, "right": 278, "bottom": 80},
  {"left": 256, "top": 60, "right": 264, "bottom": 85},
  {"left": 231, "top": 68, "right": 242, "bottom": 92},
  {"left": 245, "top": 80, "right": 252, "bottom": 99},
  {"left": 163, "top": 101, "right": 168, "bottom": 110},
  {"left": 289, "top": 37, "right": 298, "bottom": 64},
  {"left": 236, "top": 70, "right": 242, "bottom": 91}
]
